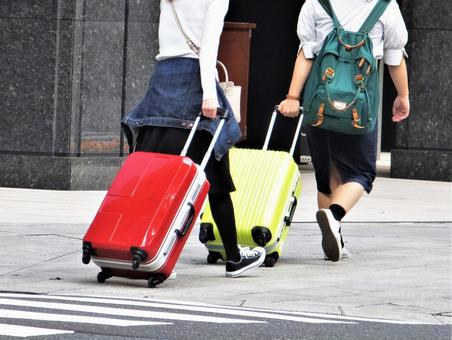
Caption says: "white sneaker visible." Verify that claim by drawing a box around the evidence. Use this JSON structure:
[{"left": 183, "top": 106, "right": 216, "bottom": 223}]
[
  {"left": 325, "top": 246, "right": 351, "bottom": 260},
  {"left": 316, "top": 209, "right": 342, "bottom": 262}
]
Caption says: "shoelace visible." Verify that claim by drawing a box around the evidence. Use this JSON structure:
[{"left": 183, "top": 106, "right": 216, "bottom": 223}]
[{"left": 240, "top": 248, "right": 261, "bottom": 259}]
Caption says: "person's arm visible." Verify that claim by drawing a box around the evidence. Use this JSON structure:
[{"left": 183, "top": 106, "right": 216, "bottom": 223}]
[
  {"left": 383, "top": 1, "right": 410, "bottom": 122},
  {"left": 279, "top": 0, "right": 316, "bottom": 118},
  {"left": 388, "top": 57, "right": 410, "bottom": 122},
  {"left": 278, "top": 51, "right": 313, "bottom": 117},
  {"left": 199, "top": 0, "right": 229, "bottom": 118}
]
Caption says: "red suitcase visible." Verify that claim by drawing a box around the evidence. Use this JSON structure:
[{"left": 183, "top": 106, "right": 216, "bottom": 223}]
[{"left": 82, "top": 112, "right": 226, "bottom": 288}]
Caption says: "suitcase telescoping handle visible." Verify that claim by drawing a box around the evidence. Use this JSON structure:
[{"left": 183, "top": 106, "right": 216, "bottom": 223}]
[
  {"left": 180, "top": 108, "right": 229, "bottom": 171},
  {"left": 262, "top": 106, "right": 304, "bottom": 157}
]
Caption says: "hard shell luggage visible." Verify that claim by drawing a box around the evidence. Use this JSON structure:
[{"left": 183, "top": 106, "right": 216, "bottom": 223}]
[
  {"left": 82, "top": 111, "right": 227, "bottom": 288},
  {"left": 199, "top": 107, "right": 303, "bottom": 267}
]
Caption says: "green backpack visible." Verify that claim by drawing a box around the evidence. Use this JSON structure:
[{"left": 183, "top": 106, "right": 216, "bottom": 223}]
[{"left": 303, "top": 0, "right": 391, "bottom": 135}]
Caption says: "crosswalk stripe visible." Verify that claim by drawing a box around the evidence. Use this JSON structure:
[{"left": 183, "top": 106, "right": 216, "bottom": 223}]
[
  {"left": 0, "top": 323, "right": 73, "bottom": 337},
  {"left": 143, "top": 298, "right": 431, "bottom": 325},
  {"left": 0, "top": 308, "right": 170, "bottom": 327},
  {"left": 0, "top": 293, "right": 351, "bottom": 324},
  {"left": 0, "top": 298, "right": 264, "bottom": 324}
]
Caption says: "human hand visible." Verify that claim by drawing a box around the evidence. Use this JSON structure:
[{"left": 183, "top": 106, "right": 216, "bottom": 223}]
[
  {"left": 202, "top": 98, "right": 218, "bottom": 119},
  {"left": 392, "top": 95, "right": 410, "bottom": 122},
  {"left": 278, "top": 99, "right": 300, "bottom": 118}
]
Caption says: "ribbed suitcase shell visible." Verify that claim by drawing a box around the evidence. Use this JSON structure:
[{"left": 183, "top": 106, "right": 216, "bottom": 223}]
[
  {"left": 200, "top": 147, "right": 301, "bottom": 266},
  {"left": 82, "top": 151, "right": 210, "bottom": 287}
]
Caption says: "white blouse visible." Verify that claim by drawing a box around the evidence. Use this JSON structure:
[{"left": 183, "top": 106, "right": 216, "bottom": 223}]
[
  {"left": 157, "top": 0, "right": 229, "bottom": 105},
  {"left": 297, "top": 0, "right": 408, "bottom": 65}
]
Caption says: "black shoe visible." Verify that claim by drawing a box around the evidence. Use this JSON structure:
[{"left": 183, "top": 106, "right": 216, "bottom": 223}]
[{"left": 225, "top": 247, "right": 266, "bottom": 278}]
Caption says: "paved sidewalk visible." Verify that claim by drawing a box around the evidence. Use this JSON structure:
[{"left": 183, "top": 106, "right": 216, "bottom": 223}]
[{"left": 0, "top": 171, "right": 450, "bottom": 326}]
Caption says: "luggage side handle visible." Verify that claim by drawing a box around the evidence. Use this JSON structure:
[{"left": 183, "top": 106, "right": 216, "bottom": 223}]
[
  {"left": 175, "top": 203, "right": 195, "bottom": 238},
  {"left": 284, "top": 196, "right": 298, "bottom": 226},
  {"left": 262, "top": 106, "right": 304, "bottom": 157},
  {"left": 180, "top": 108, "right": 229, "bottom": 171}
]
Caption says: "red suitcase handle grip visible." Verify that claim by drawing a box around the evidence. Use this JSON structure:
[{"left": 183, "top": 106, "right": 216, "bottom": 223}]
[{"left": 175, "top": 203, "right": 195, "bottom": 238}]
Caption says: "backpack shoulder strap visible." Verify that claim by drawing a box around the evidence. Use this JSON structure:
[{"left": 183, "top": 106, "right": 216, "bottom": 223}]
[
  {"left": 359, "top": 0, "right": 391, "bottom": 33},
  {"left": 317, "top": 0, "right": 342, "bottom": 29}
]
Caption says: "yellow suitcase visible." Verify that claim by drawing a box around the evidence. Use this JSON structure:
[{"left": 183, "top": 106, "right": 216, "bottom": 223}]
[{"left": 199, "top": 108, "right": 303, "bottom": 267}]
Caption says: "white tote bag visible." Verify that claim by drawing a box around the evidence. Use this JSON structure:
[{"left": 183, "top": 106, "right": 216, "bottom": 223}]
[{"left": 217, "top": 61, "right": 242, "bottom": 123}]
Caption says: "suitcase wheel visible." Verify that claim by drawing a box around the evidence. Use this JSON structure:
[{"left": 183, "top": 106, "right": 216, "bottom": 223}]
[
  {"left": 82, "top": 242, "right": 93, "bottom": 264},
  {"left": 264, "top": 253, "right": 279, "bottom": 267},
  {"left": 97, "top": 269, "right": 112, "bottom": 283},
  {"left": 251, "top": 226, "right": 272, "bottom": 247},
  {"left": 82, "top": 252, "right": 91, "bottom": 265},
  {"left": 131, "top": 248, "right": 148, "bottom": 270},
  {"left": 199, "top": 223, "right": 215, "bottom": 243},
  {"left": 148, "top": 276, "right": 164, "bottom": 288},
  {"left": 207, "top": 251, "right": 222, "bottom": 264}
]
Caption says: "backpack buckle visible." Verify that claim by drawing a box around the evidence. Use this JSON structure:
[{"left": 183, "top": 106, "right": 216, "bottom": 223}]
[
  {"left": 322, "top": 67, "right": 335, "bottom": 81},
  {"left": 355, "top": 74, "right": 364, "bottom": 88}
]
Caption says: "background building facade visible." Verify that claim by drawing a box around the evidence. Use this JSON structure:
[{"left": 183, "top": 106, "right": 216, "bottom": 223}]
[{"left": 0, "top": 0, "right": 450, "bottom": 190}]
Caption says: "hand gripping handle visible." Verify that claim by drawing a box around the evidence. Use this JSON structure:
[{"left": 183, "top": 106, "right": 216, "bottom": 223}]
[
  {"left": 180, "top": 108, "right": 229, "bottom": 171},
  {"left": 262, "top": 106, "right": 304, "bottom": 156}
]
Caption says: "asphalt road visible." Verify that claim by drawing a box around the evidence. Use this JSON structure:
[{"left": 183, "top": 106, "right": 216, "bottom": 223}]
[{"left": 0, "top": 292, "right": 450, "bottom": 339}]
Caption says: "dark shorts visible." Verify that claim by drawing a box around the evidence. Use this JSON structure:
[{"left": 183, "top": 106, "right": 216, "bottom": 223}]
[
  {"left": 306, "top": 125, "right": 378, "bottom": 194},
  {"left": 135, "top": 125, "right": 235, "bottom": 194}
]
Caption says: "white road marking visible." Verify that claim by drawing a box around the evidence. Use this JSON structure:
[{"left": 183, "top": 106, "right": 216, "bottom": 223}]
[
  {"left": 0, "top": 323, "right": 73, "bottom": 337},
  {"left": 0, "top": 293, "right": 351, "bottom": 324},
  {"left": 0, "top": 308, "right": 170, "bottom": 327},
  {"left": 0, "top": 297, "right": 264, "bottom": 324},
  {"left": 147, "top": 297, "right": 436, "bottom": 325}
]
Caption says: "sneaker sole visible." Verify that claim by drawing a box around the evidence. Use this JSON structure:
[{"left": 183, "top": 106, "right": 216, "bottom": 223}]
[
  {"left": 316, "top": 210, "right": 341, "bottom": 262},
  {"left": 225, "top": 252, "right": 266, "bottom": 278}
]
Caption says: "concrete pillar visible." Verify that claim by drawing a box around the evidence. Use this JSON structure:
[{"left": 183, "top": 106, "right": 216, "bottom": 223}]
[
  {"left": 390, "top": 0, "right": 452, "bottom": 181},
  {"left": 0, "top": 0, "right": 159, "bottom": 189}
]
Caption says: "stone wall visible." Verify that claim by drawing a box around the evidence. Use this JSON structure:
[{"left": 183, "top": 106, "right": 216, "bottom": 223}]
[
  {"left": 0, "top": 0, "right": 159, "bottom": 189},
  {"left": 390, "top": 0, "right": 452, "bottom": 181},
  {"left": 0, "top": 0, "right": 450, "bottom": 189}
]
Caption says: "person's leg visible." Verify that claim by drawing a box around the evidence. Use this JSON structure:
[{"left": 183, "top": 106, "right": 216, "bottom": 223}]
[
  {"left": 208, "top": 193, "right": 241, "bottom": 262},
  {"left": 193, "top": 131, "right": 265, "bottom": 277},
  {"left": 319, "top": 128, "right": 377, "bottom": 261}
]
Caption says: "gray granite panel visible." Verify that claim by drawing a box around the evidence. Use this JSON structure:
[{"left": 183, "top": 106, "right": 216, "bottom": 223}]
[
  {"left": 0, "top": 154, "right": 70, "bottom": 189},
  {"left": 391, "top": 149, "right": 452, "bottom": 182},
  {"left": 70, "top": 156, "right": 124, "bottom": 190},
  {"left": 78, "top": 21, "right": 125, "bottom": 154},
  {"left": 124, "top": 22, "right": 158, "bottom": 114},
  {"left": 122, "top": 19, "right": 159, "bottom": 154},
  {"left": 0, "top": 154, "right": 124, "bottom": 190},
  {"left": 128, "top": 0, "right": 160, "bottom": 23},
  {"left": 0, "top": 0, "right": 76, "bottom": 20},
  {"left": 53, "top": 19, "right": 76, "bottom": 155},
  {"left": 76, "top": 0, "right": 125, "bottom": 22},
  {"left": 0, "top": 18, "right": 57, "bottom": 153},
  {"left": 410, "top": 0, "right": 452, "bottom": 30},
  {"left": 402, "top": 29, "right": 452, "bottom": 150}
]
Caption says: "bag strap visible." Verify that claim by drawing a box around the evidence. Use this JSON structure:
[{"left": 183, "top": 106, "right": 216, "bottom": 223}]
[
  {"left": 359, "top": 0, "right": 391, "bottom": 33},
  {"left": 167, "top": 0, "right": 200, "bottom": 55},
  {"left": 318, "top": 0, "right": 342, "bottom": 29},
  {"left": 216, "top": 61, "right": 229, "bottom": 82},
  {"left": 319, "top": 0, "right": 390, "bottom": 33}
]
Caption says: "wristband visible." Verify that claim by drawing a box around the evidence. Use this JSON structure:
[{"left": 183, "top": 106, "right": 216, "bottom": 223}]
[{"left": 286, "top": 94, "right": 300, "bottom": 101}]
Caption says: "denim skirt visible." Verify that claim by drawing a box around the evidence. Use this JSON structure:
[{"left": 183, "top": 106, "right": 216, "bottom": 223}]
[{"left": 122, "top": 57, "right": 241, "bottom": 161}]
